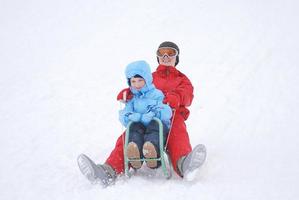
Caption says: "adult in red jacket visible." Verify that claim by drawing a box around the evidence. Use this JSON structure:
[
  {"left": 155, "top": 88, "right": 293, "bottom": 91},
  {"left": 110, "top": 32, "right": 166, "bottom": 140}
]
[{"left": 77, "top": 42, "right": 206, "bottom": 187}]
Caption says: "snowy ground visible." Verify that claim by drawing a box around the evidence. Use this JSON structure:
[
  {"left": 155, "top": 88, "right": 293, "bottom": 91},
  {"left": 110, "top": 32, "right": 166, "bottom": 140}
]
[{"left": 1, "top": 0, "right": 299, "bottom": 199}]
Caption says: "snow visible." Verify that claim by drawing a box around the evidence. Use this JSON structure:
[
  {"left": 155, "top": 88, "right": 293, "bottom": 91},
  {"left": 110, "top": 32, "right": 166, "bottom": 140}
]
[{"left": 1, "top": 0, "right": 299, "bottom": 199}]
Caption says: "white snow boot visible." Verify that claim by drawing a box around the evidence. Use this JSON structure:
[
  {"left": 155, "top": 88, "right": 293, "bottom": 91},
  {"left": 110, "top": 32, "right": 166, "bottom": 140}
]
[
  {"left": 178, "top": 144, "right": 207, "bottom": 180},
  {"left": 77, "top": 154, "right": 116, "bottom": 187}
]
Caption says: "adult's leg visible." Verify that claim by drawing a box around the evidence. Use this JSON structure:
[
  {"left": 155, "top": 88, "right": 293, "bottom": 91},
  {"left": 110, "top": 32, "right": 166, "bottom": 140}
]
[
  {"left": 166, "top": 113, "right": 192, "bottom": 176},
  {"left": 105, "top": 132, "right": 125, "bottom": 174}
]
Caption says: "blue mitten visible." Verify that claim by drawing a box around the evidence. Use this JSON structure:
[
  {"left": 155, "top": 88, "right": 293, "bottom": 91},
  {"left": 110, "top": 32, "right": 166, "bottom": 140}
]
[
  {"left": 141, "top": 111, "right": 155, "bottom": 125},
  {"left": 128, "top": 112, "right": 141, "bottom": 122}
]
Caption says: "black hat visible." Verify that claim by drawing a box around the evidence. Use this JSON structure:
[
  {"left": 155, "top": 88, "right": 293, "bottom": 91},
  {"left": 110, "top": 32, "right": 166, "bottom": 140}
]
[{"left": 157, "top": 41, "right": 180, "bottom": 66}]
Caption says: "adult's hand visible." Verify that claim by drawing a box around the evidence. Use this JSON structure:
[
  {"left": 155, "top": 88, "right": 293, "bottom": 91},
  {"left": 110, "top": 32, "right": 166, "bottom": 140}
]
[
  {"left": 163, "top": 93, "right": 180, "bottom": 109},
  {"left": 117, "top": 88, "right": 133, "bottom": 102}
]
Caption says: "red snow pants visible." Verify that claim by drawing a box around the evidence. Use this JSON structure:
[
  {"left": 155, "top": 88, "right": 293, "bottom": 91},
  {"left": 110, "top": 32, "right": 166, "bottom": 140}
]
[{"left": 105, "top": 110, "right": 192, "bottom": 176}]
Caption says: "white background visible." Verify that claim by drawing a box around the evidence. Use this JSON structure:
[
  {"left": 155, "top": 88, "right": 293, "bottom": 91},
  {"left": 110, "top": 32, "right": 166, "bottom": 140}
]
[{"left": 1, "top": 0, "right": 298, "bottom": 199}]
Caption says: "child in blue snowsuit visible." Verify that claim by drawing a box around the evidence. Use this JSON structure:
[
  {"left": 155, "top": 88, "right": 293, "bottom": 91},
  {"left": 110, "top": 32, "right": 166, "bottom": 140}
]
[{"left": 119, "top": 60, "right": 172, "bottom": 169}]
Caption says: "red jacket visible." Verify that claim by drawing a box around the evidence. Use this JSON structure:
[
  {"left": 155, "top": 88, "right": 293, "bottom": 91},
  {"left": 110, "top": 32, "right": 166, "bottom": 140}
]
[
  {"left": 117, "top": 64, "right": 194, "bottom": 120},
  {"left": 153, "top": 65, "right": 193, "bottom": 120}
]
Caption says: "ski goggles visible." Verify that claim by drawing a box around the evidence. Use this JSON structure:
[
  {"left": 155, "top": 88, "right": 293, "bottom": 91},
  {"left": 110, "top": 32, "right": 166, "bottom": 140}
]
[{"left": 156, "top": 47, "right": 178, "bottom": 58}]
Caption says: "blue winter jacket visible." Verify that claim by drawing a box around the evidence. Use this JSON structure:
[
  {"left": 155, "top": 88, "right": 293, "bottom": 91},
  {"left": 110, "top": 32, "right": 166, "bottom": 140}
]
[{"left": 119, "top": 60, "right": 172, "bottom": 128}]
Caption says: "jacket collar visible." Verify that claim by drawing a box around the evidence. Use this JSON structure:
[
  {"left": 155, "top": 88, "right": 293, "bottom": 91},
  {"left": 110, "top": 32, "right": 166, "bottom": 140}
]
[{"left": 156, "top": 64, "right": 179, "bottom": 76}]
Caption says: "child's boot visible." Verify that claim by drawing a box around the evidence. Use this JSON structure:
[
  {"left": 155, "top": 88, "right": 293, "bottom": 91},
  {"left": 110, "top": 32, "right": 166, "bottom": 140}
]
[
  {"left": 127, "top": 142, "right": 142, "bottom": 169},
  {"left": 143, "top": 141, "right": 158, "bottom": 168}
]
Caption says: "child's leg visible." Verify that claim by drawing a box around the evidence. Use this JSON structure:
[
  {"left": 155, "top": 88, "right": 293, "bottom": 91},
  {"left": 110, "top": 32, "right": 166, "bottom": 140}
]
[
  {"left": 128, "top": 122, "right": 145, "bottom": 153},
  {"left": 143, "top": 120, "right": 169, "bottom": 168},
  {"left": 127, "top": 122, "right": 145, "bottom": 169},
  {"left": 144, "top": 120, "right": 169, "bottom": 154},
  {"left": 105, "top": 123, "right": 146, "bottom": 173}
]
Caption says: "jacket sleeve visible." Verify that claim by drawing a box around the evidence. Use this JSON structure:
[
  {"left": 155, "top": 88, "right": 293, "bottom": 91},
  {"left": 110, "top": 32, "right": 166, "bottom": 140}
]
[
  {"left": 170, "top": 74, "right": 194, "bottom": 107},
  {"left": 156, "top": 102, "right": 172, "bottom": 125},
  {"left": 116, "top": 88, "right": 133, "bottom": 102},
  {"left": 119, "top": 100, "right": 134, "bottom": 127},
  {"left": 147, "top": 90, "right": 172, "bottom": 125}
]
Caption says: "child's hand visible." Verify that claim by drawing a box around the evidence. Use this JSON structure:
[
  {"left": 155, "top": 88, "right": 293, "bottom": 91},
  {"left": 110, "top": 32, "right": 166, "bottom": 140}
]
[
  {"left": 141, "top": 111, "right": 155, "bottom": 124},
  {"left": 128, "top": 113, "right": 141, "bottom": 122}
]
